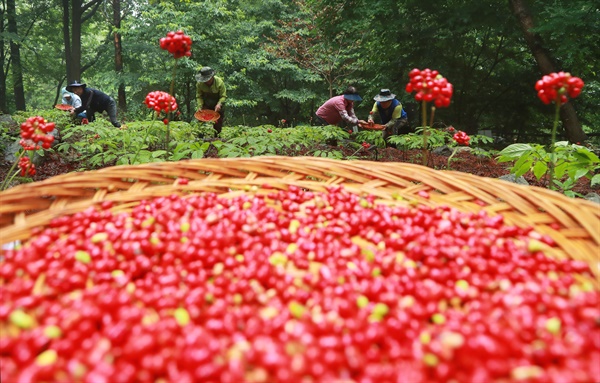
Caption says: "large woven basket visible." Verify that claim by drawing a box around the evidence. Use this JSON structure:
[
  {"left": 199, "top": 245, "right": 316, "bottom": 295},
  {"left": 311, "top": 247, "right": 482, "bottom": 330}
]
[{"left": 1, "top": 156, "right": 598, "bottom": 277}]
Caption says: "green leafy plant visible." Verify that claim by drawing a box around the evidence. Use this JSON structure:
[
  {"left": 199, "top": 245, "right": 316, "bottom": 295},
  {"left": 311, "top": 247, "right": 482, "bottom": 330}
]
[
  {"left": 405, "top": 68, "right": 453, "bottom": 166},
  {"left": 1, "top": 117, "right": 56, "bottom": 190},
  {"left": 534, "top": 71, "right": 585, "bottom": 190},
  {"left": 497, "top": 141, "right": 599, "bottom": 197},
  {"left": 447, "top": 131, "right": 470, "bottom": 170}
]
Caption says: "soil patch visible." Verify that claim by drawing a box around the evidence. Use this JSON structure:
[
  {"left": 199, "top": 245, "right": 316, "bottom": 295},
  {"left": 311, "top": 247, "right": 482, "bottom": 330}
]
[{"left": 1, "top": 146, "right": 597, "bottom": 196}]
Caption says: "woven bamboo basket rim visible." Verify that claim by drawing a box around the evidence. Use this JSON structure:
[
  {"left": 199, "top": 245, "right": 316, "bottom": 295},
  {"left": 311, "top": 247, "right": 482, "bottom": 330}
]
[{"left": 1, "top": 156, "right": 598, "bottom": 277}]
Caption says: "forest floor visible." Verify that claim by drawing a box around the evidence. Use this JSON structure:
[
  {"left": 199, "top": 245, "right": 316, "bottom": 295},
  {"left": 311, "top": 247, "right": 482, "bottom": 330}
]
[{"left": 0, "top": 146, "right": 597, "bottom": 196}]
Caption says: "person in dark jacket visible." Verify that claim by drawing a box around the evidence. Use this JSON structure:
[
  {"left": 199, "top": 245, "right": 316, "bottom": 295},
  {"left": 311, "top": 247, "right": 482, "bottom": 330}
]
[{"left": 66, "top": 81, "right": 121, "bottom": 127}]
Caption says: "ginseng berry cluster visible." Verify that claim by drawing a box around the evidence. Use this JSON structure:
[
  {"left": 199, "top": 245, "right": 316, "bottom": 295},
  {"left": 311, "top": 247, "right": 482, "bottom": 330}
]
[
  {"left": 406, "top": 68, "right": 453, "bottom": 108},
  {"left": 144, "top": 91, "right": 178, "bottom": 114},
  {"left": 452, "top": 131, "right": 470, "bottom": 146},
  {"left": 159, "top": 31, "right": 192, "bottom": 59},
  {"left": 535, "top": 72, "right": 584, "bottom": 105},
  {"left": 20, "top": 116, "right": 55, "bottom": 151},
  {"left": 17, "top": 116, "right": 55, "bottom": 176}
]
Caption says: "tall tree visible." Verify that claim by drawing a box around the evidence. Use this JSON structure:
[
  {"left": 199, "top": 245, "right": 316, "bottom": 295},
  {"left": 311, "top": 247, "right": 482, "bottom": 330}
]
[
  {"left": 509, "top": 0, "right": 587, "bottom": 143},
  {"left": 0, "top": 0, "right": 7, "bottom": 113},
  {"left": 7, "top": 0, "right": 25, "bottom": 110},
  {"left": 63, "top": 0, "right": 103, "bottom": 82},
  {"left": 107, "top": 0, "right": 127, "bottom": 112},
  {"left": 265, "top": 0, "right": 366, "bottom": 97}
]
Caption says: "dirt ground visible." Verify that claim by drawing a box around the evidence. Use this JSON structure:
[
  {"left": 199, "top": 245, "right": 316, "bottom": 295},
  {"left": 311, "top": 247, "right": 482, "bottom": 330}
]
[{"left": 0, "top": 146, "right": 597, "bottom": 196}]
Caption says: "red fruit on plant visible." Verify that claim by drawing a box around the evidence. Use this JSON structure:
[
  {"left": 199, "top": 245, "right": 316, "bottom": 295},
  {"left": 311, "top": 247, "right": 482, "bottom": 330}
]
[
  {"left": 535, "top": 72, "right": 584, "bottom": 105},
  {"left": 144, "top": 91, "right": 178, "bottom": 115},
  {"left": 406, "top": 68, "right": 453, "bottom": 108},
  {"left": 159, "top": 30, "right": 192, "bottom": 59},
  {"left": 452, "top": 131, "right": 470, "bottom": 146}
]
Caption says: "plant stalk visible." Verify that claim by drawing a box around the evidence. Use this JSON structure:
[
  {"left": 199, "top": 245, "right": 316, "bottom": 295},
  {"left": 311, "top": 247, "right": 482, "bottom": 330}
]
[
  {"left": 131, "top": 120, "right": 155, "bottom": 164},
  {"left": 422, "top": 100, "right": 428, "bottom": 166},
  {"left": 447, "top": 147, "right": 458, "bottom": 170},
  {"left": 166, "top": 59, "right": 179, "bottom": 150},
  {"left": 548, "top": 101, "right": 560, "bottom": 190},
  {"left": 0, "top": 151, "right": 25, "bottom": 191}
]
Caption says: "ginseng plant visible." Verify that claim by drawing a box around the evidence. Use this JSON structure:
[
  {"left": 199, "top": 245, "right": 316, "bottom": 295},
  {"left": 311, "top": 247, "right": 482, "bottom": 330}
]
[{"left": 405, "top": 68, "right": 453, "bottom": 166}]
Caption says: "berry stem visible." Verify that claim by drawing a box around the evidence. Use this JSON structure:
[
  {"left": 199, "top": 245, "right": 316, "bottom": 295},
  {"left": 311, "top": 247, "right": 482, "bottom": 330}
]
[
  {"left": 447, "top": 147, "right": 458, "bottom": 171},
  {"left": 548, "top": 101, "right": 560, "bottom": 190},
  {"left": 421, "top": 100, "right": 428, "bottom": 167},
  {"left": 0, "top": 150, "right": 25, "bottom": 191}
]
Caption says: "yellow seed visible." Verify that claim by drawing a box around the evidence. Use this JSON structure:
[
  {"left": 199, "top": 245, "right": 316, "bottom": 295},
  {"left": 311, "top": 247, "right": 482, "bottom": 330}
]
[
  {"left": 288, "top": 301, "right": 306, "bottom": 319},
  {"left": 9, "top": 309, "right": 35, "bottom": 329},
  {"left": 174, "top": 307, "right": 191, "bottom": 326},
  {"left": 432, "top": 313, "right": 446, "bottom": 324},
  {"left": 44, "top": 325, "right": 62, "bottom": 339},
  {"left": 356, "top": 295, "right": 369, "bottom": 308},
  {"left": 74, "top": 250, "right": 91, "bottom": 264},
  {"left": 423, "top": 353, "right": 439, "bottom": 367},
  {"left": 545, "top": 317, "right": 561, "bottom": 335},
  {"left": 36, "top": 350, "right": 58, "bottom": 366},
  {"left": 180, "top": 221, "right": 190, "bottom": 233},
  {"left": 91, "top": 232, "right": 108, "bottom": 243}
]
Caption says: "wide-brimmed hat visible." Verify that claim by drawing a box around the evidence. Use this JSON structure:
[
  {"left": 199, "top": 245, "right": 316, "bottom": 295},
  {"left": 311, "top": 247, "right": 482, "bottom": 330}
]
[
  {"left": 374, "top": 89, "right": 396, "bottom": 102},
  {"left": 66, "top": 81, "right": 86, "bottom": 92},
  {"left": 195, "top": 67, "right": 215, "bottom": 82},
  {"left": 343, "top": 86, "right": 362, "bottom": 102}
]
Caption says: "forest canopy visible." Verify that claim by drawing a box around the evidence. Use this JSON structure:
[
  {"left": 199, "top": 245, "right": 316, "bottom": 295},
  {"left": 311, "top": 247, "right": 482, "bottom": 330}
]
[{"left": 1, "top": 0, "right": 598, "bottom": 143}]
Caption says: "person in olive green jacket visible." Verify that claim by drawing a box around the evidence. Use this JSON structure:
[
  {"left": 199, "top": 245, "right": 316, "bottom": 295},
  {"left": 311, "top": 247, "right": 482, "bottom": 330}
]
[{"left": 196, "top": 67, "right": 227, "bottom": 134}]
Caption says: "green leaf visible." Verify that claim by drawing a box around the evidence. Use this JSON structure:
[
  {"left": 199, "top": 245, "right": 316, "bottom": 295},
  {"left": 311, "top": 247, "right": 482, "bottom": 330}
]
[
  {"left": 152, "top": 150, "right": 168, "bottom": 158},
  {"left": 191, "top": 150, "right": 205, "bottom": 159},
  {"left": 591, "top": 174, "right": 600, "bottom": 187},
  {"left": 513, "top": 158, "right": 532, "bottom": 178},
  {"left": 498, "top": 144, "right": 533, "bottom": 160},
  {"left": 573, "top": 168, "right": 589, "bottom": 181},
  {"left": 532, "top": 161, "right": 548, "bottom": 180}
]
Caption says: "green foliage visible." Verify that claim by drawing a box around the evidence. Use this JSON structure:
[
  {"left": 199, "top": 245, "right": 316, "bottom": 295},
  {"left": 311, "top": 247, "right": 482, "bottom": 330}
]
[
  {"left": 55, "top": 119, "right": 212, "bottom": 169},
  {"left": 355, "top": 130, "right": 385, "bottom": 148},
  {"left": 497, "top": 142, "right": 600, "bottom": 197}
]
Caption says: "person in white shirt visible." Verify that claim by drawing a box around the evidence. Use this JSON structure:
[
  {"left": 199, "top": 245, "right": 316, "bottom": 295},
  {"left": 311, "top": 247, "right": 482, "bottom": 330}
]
[{"left": 61, "top": 88, "right": 87, "bottom": 118}]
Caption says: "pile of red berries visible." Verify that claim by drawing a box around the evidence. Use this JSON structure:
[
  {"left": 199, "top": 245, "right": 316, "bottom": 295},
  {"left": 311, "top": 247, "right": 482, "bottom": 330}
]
[
  {"left": 406, "top": 68, "right": 453, "bottom": 108},
  {"left": 361, "top": 142, "right": 371, "bottom": 150},
  {"left": 144, "top": 91, "right": 178, "bottom": 115},
  {"left": 1, "top": 186, "right": 598, "bottom": 382},
  {"left": 159, "top": 31, "right": 192, "bottom": 59},
  {"left": 19, "top": 116, "right": 55, "bottom": 151},
  {"left": 452, "top": 131, "right": 470, "bottom": 146}
]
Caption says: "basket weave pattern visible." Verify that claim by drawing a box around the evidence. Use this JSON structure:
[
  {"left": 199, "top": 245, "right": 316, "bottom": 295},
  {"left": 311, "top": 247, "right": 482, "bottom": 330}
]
[{"left": 1, "top": 156, "right": 598, "bottom": 275}]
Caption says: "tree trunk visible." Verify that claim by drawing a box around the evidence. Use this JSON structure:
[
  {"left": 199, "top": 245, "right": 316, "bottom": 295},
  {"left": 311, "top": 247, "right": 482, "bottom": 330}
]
[
  {"left": 62, "top": 0, "right": 73, "bottom": 82},
  {"left": 7, "top": 0, "right": 25, "bottom": 111},
  {"left": 71, "top": 0, "right": 83, "bottom": 81},
  {"left": 508, "top": 0, "right": 587, "bottom": 143},
  {"left": 113, "top": 0, "right": 126, "bottom": 112},
  {"left": 0, "top": 0, "right": 7, "bottom": 113}
]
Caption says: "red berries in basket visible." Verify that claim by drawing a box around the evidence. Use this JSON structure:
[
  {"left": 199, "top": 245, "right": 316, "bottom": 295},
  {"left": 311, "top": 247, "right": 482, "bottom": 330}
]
[
  {"left": 406, "top": 68, "right": 453, "bottom": 108},
  {"left": 159, "top": 30, "right": 192, "bottom": 59},
  {"left": 535, "top": 72, "right": 584, "bottom": 105}
]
